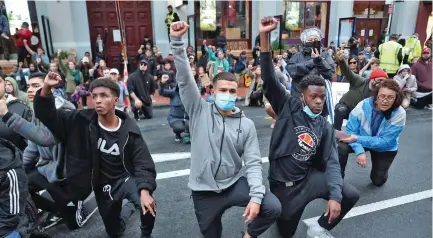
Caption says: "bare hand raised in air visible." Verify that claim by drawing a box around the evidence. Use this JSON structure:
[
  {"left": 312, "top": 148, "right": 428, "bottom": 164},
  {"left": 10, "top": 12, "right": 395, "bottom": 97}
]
[
  {"left": 170, "top": 22, "right": 189, "bottom": 37},
  {"left": 259, "top": 17, "right": 278, "bottom": 34},
  {"left": 44, "top": 72, "right": 62, "bottom": 88}
]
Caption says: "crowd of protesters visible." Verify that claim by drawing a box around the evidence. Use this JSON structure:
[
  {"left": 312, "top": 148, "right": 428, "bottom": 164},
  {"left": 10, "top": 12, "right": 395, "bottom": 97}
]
[{"left": 0, "top": 14, "right": 431, "bottom": 238}]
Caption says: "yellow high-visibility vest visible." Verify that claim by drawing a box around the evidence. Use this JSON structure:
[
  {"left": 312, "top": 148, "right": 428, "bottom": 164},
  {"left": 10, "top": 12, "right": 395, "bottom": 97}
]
[
  {"left": 166, "top": 12, "right": 175, "bottom": 27},
  {"left": 379, "top": 41, "right": 402, "bottom": 74}
]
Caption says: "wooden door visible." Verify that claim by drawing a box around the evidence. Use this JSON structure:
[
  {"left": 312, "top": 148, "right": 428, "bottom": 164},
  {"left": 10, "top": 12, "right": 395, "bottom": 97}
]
[
  {"left": 86, "top": 1, "right": 153, "bottom": 69},
  {"left": 355, "top": 19, "right": 382, "bottom": 47}
]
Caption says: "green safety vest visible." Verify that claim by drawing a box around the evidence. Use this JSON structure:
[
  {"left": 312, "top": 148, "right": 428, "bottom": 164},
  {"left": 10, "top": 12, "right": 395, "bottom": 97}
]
[
  {"left": 166, "top": 12, "right": 175, "bottom": 27},
  {"left": 379, "top": 41, "right": 402, "bottom": 74}
]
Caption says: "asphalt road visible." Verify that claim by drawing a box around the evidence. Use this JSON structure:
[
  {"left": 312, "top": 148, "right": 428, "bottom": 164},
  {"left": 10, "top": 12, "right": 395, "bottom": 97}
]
[{"left": 46, "top": 104, "right": 432, "bottom": 238}]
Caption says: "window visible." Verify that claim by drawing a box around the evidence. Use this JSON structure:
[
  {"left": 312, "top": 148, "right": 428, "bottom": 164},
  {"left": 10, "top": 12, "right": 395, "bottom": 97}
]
[
  {"left": 196, "top": 0, "right": 249, "bottom": 40},
  {"left": 353, "top": 1, "right": 389, "bottom": 19},
  {"left": 283, "top": 1, "right": 328, "bottom": 39}
]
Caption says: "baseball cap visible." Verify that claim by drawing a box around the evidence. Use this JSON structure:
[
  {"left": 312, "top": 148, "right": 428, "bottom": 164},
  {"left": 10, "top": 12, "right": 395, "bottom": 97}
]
[
  {"left": 82, "top": 57, "right": 89, "bottom": 63},
  {"left": 422, "top": 48, "right": 431, "bottom": 54},
  {"left": 168, "top": 51, "right": 173, "bottom": 55},
  {"left": 369, "top": 69, "right": 388, "bottom": 80},
  {"left": 241, "top": 50, "right": 247, "bottom": 55},
  {"left": 109, "top": 68, "right": 119, "bottom": 75},
  {"left": 139, "top": 59, "right": 148, "bottom": 64}
]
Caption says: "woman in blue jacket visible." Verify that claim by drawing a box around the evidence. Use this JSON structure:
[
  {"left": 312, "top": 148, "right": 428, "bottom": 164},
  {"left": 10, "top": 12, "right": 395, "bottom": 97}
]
[
  {"left": 159, "top": 75, "right": 190, "bottom": 143},
  {"left": 338, "top": 79, "right": 406, "bottom": 186}
]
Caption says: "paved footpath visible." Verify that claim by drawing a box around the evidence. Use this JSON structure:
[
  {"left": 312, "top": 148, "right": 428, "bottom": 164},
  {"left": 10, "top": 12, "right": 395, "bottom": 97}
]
[{"left": 47, "top": 105, "right": 432, "bottom": 238}]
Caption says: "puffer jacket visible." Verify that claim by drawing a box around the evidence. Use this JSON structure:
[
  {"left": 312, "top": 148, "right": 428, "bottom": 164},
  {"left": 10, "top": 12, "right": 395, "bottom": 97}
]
[{"left": 159, "top": 84, "right": 189, "bottom": 125}]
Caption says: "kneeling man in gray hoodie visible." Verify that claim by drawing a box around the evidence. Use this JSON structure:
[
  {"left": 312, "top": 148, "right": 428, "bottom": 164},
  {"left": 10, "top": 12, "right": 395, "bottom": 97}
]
[{"left": 170, "top": 22, "right": 281, "bottom": 238}]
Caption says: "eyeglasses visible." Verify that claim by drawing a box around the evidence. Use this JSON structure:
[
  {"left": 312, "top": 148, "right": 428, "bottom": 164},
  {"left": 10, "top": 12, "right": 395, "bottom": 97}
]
[
  {"left": 140, "top": 63, "right": 147, "bottom": 66},
  {"left": 110, "top": 73, "right": 117, "bottom": 75},
  {"left": 349, "top": 61, "right": 357, "bottom": 64},
  {"left": 378, "top": 94, "right": 396, "bottom": 102},
  {"left": 422, "top": 52, "right": 430, "bottom": 55}
]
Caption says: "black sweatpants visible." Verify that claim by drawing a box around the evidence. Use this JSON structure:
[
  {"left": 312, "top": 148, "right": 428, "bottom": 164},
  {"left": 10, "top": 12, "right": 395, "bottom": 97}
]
[
  {"left": 191, "top": 177, "right": 281, "bottom": 238},
  {"left": 170, "top": 119, "right": 189, "bottom": 137},
  {"left": 270, "top": 170, "right": 359, "bottom": 238},
  {"left": 95, "top": 177, "right": 155, "bottom": 238},
  {"left": 333, "top": 102, "right": 351, "bottom": 130},
  {"left": 338, "top": 142, "right": 397, "bottom": 186},
  {"left": 413, "top": 93, "right": 432, "bottom": 109},
  {"left": 27, "top": 169, "right": 79, "bottom": 229},
  {"left": 132, "top": 104, "right": 153, "bottom": 120}
]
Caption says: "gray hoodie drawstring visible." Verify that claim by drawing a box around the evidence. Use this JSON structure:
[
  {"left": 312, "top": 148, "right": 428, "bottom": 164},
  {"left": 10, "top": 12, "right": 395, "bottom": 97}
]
[
  {"left": 211, "top": 104, "right": 216, "bottom": 133},
  {"left": 236, "top": 111, "right": 243, "bottom": 143}
]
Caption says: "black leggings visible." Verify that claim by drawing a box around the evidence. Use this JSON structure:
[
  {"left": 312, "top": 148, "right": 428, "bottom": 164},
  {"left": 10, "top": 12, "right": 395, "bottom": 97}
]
[
  {"left": 413, "top": 93, "right": 432, "bottom": 109},
  {"left": 333, "top": 103, "right": 351, "bottom": 130},
  {"left": 170, "top": 120, "right": 189, "bottom": 137},
  {"left": 27, "top": 169, "right": 79, "bottom": 229},
  {"left": 338, "top": 142, "right": 397, "bottom": 186}
]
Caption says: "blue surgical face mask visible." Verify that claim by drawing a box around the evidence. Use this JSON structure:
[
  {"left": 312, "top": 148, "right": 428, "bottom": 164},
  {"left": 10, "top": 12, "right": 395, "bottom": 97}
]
[
  {"left": 215, "top": 93, "right": 237, "bottom": 111},
  {"left": 301, "top": 94, "right": 321, "bottom": 119},
  {"left": 303, "top": 105, "right": 321, "bottom": 119}
]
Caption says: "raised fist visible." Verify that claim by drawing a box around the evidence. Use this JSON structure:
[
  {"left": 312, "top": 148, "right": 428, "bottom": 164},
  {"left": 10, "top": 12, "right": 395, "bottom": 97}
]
[
  {"left": 44, "top": 71, "right": 62, "bottom": 88},
  {"left": 161, "top": 75, "right": 169, "bottom": 84},
  {"left": 23, "top": 39, "right": 28, "bottom": 44},
  {"left": 259, "top": 17, "right": 278, "bottom": 33},
  {"left": 335, "top": 50, "right": 345, "bottom": 62},
  {"left": 170, "top": 21, "right": 189, "bottom": 37}
]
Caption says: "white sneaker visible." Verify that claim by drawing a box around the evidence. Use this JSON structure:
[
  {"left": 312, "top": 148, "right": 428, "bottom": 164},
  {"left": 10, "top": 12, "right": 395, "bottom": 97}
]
[{"left": 306, "top": 221, "right": 335, "bottom": 238}]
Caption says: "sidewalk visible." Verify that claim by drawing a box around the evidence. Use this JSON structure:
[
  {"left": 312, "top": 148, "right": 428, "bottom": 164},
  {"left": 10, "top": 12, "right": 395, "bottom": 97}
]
[{"left": 153, "top": 86, "right": 248, "bottom": 107}]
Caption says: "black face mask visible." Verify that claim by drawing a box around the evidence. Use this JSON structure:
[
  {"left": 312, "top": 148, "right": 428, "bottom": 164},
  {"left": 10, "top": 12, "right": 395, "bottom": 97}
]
[{"left": 303, "top": 40, "right": 321, "bottom": 56}]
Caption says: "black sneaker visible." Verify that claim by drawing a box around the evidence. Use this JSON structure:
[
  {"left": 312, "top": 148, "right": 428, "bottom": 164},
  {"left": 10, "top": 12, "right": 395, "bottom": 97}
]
[
  {"left": 39, "top": 213, "right": 63, "bottom": 231},
  {"left": 75, "top": 200, "right": 98, "bottom": 228}
]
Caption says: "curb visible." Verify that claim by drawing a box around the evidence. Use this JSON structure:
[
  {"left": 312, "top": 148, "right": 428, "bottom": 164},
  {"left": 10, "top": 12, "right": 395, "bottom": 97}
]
[{"left": 153, "top": 96, "right": 246, "bottom": 109}]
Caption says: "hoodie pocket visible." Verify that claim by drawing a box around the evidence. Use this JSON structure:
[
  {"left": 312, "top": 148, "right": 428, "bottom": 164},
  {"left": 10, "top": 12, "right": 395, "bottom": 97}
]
[
  {"left": 214, "top": 163, "right": 236, "bottom": 181},
  {"left": 196, "top": 159, "right": 217, "bottom": 187}
]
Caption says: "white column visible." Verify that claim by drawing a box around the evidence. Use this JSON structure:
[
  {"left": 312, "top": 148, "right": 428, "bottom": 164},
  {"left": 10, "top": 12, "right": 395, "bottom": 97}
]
[
  {"left": 328, "top": 0, "right": 355, "bottom": 45},
  {"left": 152, "top": 1, "right": 188, "bottom": 56},
  {"left": 35, "top": 1, "right": 91, "bottom": 58},
  {"left": 390, "top": 0, "right": 419, "bottom": 38},
  {"left": 251, "top": 1, "right": 281, "bottom": 48}
]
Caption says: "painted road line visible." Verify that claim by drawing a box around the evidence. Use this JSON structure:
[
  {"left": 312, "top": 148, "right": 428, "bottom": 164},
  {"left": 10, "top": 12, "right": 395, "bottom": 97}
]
[
  {"left": 152, "top": 152, "right": 269, "bottom": 164},
  {"left": 156, "top": 157, "right": 269, "bottom": 180},
  {"left": 303, "top": 189, "right": 433, "bottom": 226},
  {"left": 153, "top": 152, "right": 191, "bottom": 163}
]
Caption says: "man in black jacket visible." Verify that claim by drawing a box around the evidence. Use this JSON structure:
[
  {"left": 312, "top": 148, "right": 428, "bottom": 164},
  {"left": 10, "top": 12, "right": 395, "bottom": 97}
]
[
  {"left": 0, "top": 73, "right": 32, "bottom": 151},
  {"left": 259, "top": 17, "right": 359, "bottom": 238},
  {"left": 128, "top": 59, "right": 156, "bottom": 121},
  {"left": 33, "top": 74, "right": 157, "bottom": 238}
]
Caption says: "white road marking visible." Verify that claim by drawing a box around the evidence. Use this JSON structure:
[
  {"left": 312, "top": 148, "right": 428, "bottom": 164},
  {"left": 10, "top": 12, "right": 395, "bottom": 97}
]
[
  {"left": 303, "top": 189, "right": 433, "bottom": 226},
  {"left": 156, "top": 157, "right": 269, "bottom": 180},
  {"left": 152, "top": 152, "right": 191, "bottom": 163}
]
